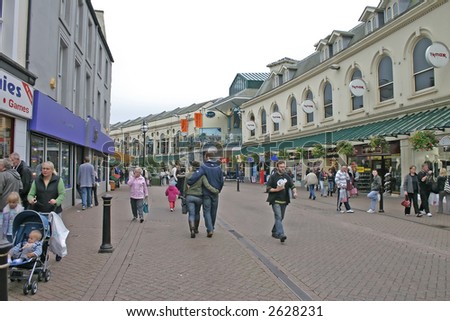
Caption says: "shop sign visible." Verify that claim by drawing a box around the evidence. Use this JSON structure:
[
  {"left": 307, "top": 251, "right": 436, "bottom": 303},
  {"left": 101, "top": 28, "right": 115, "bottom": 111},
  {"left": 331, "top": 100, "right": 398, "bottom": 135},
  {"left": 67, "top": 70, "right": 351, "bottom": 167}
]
[
  {"left": 300, "top": 100, "right": 315, "bottom": 114},
  {"left": 425, "top": 42, "right": 449, "bottom": 68},
  {"left": 270, "top": 112, "right": 282, "bottom": 123},
  {"left": 245, "top": 121, "right": 256, "bottom": 131},
  {"left": 348, "top": 79, "right": 367, "bottom": 97},
  {"left": 0, "top": 69, "right": 34, "bottom": 119},
  {"left": 205, "top": 111, "right": 216, "bottom": 118}
]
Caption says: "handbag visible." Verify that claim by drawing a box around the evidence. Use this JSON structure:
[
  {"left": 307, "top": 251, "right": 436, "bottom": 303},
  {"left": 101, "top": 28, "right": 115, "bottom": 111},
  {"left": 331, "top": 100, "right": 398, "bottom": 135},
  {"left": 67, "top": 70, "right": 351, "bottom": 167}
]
[
  {"left": 445, "top": 177, "right": 450, "bottom": 193},
  {"left": 350, "top": 187, "right": 358, "bottom": 196},
  {"left": 401, "top": 196, "right": 411, "bottom": 208},
  {"left": 143, "top": 201, "right": 149, "bottom": 214},
  {"left": 48, "top": 212, "right": 69, "bottom": 257}
]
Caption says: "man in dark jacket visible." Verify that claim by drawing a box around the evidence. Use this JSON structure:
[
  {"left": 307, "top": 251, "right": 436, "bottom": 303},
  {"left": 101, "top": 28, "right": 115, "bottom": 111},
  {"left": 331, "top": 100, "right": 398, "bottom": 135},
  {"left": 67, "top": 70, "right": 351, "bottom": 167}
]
[
  {"left": 266, "top": 160, "right": 297, "bottom": 243},
  {"left": 9, "top": 152, "right": 33, "bottom": 208},
  {"left": 417, "top": 162, "right": 433, "bottom": 217},
  {"left": 187, "top": 152, "right": 224, "bottom": 237},
  {"left": 0, "top": 158, "right": 23, "bottom": 210}
]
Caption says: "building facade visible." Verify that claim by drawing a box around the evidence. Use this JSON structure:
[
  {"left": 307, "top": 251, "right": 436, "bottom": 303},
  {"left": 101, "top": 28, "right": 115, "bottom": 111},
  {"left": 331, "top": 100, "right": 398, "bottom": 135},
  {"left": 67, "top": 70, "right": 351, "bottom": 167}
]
[
  {"left": 240, "top": 0, "right": 450, "bottom": 193},
  {"left": 1, "top": 0, "right": 113, "bottom": 208}
]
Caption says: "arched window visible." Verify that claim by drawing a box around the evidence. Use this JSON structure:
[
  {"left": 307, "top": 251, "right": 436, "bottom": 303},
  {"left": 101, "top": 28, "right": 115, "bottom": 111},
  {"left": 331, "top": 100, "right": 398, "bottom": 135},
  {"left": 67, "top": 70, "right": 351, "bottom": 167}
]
[
  {"left": 323, "top": 82, "right": 333, "bottom": 118},
  {"left": 305, "top": 90, "right": 314, "bottom": 123},
  {"left": 261, "top": 109, "right": 267, "bottom": 135},
  {"left": 378, "top": 56, "right": 394, "bottom": 102},
  {"left": 290, "top": 97, "right": 297, "bottom": 127},
  {"left": 413, "top": 38, "right": 434, "bottom": 92},
  {"left": 250, "top": 114, "right": 255, "bottom": 137},
  {"left": 273, "top": 104, "right": 280, "bottom": 132},
  {"left": 351, "top": 69, "right": 364, "bottom": 110}
]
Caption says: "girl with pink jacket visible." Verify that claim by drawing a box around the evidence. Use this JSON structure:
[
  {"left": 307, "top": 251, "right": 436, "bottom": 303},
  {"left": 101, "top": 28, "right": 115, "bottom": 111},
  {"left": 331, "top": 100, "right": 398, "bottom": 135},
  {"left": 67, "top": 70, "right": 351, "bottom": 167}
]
[{"left": 165, "top": 180, "right": 180, "bottom": 212}]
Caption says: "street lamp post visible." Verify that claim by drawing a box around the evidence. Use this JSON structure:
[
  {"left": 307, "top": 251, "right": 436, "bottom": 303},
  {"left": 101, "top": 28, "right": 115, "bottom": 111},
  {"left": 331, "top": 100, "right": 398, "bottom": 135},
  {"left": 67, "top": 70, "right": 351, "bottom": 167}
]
[{"left": 141, "top": 121, "right": 148, "bottom": 168}]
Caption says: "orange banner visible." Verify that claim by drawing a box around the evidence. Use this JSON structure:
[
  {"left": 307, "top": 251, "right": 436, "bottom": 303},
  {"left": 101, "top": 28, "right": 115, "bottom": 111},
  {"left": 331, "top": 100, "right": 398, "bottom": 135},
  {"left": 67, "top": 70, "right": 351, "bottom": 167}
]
[
  {"left": 194, "top": 112, "right": 203, "bottom": 128},
  {"left": 180, "top": 119, "right": 188, "bottom": 132}
]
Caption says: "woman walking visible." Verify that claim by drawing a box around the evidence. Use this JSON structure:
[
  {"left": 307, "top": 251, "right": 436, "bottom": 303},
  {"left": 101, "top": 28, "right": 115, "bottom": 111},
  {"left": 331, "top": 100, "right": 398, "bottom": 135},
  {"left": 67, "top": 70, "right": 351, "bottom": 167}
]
[
  {"left": 403, "top": 165, "right": 421, "bottom": 217},
  {"left": 183, "top": 161, "right": 219, "bottom": 238},
  {"left": 127, "top": 167, "right": 148, "bottom": 223},
  {"left": 436, "top": 168, "right": 450, "bottom": 214}
]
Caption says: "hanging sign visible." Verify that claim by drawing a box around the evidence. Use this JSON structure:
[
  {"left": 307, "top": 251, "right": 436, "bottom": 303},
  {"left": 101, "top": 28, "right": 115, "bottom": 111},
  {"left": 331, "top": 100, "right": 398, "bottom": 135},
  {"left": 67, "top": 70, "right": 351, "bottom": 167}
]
[
  {"left": 349, "top": 79, "right": 367, "bottom": 96},
  {"left": 300, "top": 100, "right": 315, "bottom": 114},
  {"left": 180, "top": 119, "right": 188, "bottom": 132},
  {"left": 270, "top": 112, "right": 282, "bottom": 123},
  {"left": 425, "top": 42, "right": 449, "bottom": 68},
  {"left": 245, "top": 121, "right": 256, "bottom": 131}
]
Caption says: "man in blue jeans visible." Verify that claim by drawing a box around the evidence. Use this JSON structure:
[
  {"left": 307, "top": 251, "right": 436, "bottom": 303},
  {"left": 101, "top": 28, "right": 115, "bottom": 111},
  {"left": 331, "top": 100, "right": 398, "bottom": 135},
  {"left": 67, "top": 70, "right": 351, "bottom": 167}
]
[
  {"left": 266, "top": 160, "right": 297, "bottom": 243},
  {"left": 77, "top": 156, "right": 96, "bottom": 210},
  {"left": 366, "top": 169, "right": 382, "bottom": 213},
  {"left": 187, "top": 152, "right": 224, "bottom": 238}
]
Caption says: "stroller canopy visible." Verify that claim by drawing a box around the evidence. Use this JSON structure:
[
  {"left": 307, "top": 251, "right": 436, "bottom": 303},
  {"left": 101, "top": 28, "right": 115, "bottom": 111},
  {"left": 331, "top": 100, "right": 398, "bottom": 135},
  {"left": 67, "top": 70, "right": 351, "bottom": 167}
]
[{"left": 12, "top": 210, "right": 50, "bottom": 242}]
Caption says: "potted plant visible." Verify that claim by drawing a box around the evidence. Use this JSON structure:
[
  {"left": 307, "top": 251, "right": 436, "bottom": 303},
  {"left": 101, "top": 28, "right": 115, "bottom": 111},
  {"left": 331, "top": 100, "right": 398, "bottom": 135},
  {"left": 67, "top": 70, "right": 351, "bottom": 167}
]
[
  {"left": 369, "top": 136, "right": 388, "bottom": 152},
  {"left": 409, "top": 130, "right": 439, "bottom": 151},
  {"left": 336, "top": 140, "right": 354, "bottom": 163},
  {"left": 311, "top": 144, "right": 326, "bottom": 158}
]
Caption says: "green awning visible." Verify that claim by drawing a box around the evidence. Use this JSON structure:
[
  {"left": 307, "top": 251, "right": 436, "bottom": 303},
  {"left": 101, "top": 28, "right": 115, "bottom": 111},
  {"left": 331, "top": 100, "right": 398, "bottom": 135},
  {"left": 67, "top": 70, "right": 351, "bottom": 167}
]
[{"left": 243, "top": 106, "right": 450, "bottom": 152}]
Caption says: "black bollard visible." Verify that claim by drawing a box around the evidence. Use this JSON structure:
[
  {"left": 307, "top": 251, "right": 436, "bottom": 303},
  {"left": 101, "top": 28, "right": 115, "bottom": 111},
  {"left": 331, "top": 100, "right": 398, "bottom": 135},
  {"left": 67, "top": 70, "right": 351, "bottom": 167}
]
[
  {"left": 0, "top": 239, "right": 12, "bottom": 300},
  {"left": 236, "top": 162, "right": 240, "bottom": 192},
  {"left": 379, "top": 186, "right": 385, "bottom": 213},
  {"left": 99, "top": 194, "right": 114, "bottom": 253}
]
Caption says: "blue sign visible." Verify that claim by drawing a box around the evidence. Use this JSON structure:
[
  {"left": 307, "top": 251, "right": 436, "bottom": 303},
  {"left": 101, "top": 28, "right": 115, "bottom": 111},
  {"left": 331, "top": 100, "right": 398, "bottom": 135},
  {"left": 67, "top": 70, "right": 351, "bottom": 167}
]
[
  {"left": 247, "top": 157, "right": 254, "bottom": 163},
  {"left": 205, "top": 111, "right": 216, "bottom": 118}
]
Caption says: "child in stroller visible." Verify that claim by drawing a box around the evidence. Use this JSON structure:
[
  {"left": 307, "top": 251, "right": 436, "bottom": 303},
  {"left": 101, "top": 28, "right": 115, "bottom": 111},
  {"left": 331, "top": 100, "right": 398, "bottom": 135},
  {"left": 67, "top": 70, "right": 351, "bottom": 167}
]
[
  {"left": 9, "top": 229, "right": 43, "bottom": 264},
  {"left": 8, "top": 210, "right": 52, "bottom": 295}
]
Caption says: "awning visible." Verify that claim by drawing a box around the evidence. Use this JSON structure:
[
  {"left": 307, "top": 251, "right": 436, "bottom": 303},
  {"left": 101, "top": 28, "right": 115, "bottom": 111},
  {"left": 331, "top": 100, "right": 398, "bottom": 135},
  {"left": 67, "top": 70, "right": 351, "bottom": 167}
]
[{"left": 242, "top": 106, "right": 450, "bottom": 152}]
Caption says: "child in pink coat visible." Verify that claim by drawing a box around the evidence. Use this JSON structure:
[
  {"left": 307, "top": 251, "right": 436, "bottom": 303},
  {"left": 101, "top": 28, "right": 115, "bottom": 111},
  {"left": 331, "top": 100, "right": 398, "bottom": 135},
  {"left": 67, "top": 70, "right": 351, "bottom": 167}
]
[{"left": 165, "top": 180, "right": 180, "bottom": 212}]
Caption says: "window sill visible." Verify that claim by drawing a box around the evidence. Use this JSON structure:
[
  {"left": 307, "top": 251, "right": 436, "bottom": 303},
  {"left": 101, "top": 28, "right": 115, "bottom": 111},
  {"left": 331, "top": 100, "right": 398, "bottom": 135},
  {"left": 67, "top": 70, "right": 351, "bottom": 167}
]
[
  {"left": 407, "top": 87, "right": 437, "bottom": 100},
  {"left": 346, "top": 108, "right": 365, "bottom": 117},
  {"left": 374, "top": 99, "right": 396, "bottom": 110}
]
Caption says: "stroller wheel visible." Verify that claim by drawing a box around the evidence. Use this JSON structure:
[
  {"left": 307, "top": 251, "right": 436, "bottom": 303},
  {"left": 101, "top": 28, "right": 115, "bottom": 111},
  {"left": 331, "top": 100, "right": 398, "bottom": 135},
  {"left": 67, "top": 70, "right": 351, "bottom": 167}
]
[
  {"left": 23, "top": 282, "right": 30, "bottom": 295},
  {"left": 44, "top": 270, "right": 51, "bottom": 282},
  {"left": 31, "top": 281, "right": 38, "bottom": 295}
]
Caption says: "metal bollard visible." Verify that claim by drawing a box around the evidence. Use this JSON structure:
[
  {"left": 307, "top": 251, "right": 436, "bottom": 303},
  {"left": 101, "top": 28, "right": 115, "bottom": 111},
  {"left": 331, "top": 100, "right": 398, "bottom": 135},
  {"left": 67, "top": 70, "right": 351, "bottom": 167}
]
[
  {"left": 99, "top": 194, "right": 114, "bottom": 253},
  {"left": 0, "top": 240, "right": 12, "bottom": 300}
]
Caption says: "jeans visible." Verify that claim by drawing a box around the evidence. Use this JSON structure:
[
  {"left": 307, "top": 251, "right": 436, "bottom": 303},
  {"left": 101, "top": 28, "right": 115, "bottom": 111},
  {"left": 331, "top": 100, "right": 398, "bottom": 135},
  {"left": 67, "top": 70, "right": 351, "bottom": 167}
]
[
  {"left": 186, "top": 195, "right": 202, "bottom": 224},
  {"left": 367, "top": 190, "right": 379, "bottom": 211},
  {"left": 203, "top": 194, "right": 219, "bottom": 233},
  {"left": 309, "top": 185, "right": 316, "bottom": 199},
  {"left": 271, "top": 203, "right": 287, "bottom": 237},
  {"left": 438, "top": 191, "right": 450, "bottom": 213},
  {"left": 130, "top": 198, "right": 144, "bottom": 219},
  {"left": 81, "top": 186, "right": 93, "bottom": 207},
  {"left": 319, "top": 181, "right": 325, "bottom": 195}
]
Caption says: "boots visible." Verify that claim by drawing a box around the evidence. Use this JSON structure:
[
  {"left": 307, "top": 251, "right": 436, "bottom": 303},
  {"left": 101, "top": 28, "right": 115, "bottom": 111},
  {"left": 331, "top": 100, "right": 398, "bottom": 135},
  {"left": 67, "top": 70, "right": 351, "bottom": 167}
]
[
  {"left": 189, "top": 221, "right": 196, "bottom": 238},
  {"left": 194, "top": 220, "right": 200, "bottom": 234}
]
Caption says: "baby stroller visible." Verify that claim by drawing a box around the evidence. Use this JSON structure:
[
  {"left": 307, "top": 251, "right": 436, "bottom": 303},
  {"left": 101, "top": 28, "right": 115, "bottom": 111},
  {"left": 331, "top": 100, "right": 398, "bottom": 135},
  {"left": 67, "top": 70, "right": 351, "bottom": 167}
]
[{"left": 9, "top": 210, "right": 51, "bottom": 295}]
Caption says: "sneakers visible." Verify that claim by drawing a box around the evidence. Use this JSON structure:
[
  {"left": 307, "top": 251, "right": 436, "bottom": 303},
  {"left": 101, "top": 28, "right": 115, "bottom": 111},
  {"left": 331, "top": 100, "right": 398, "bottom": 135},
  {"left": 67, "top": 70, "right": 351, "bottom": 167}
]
[
  {"left": 340, "top": 210, "right": 345, "bottom": 213},
  {"left": 426, "top": 213, "right": 432, "bottom": 217},
  {"left": 419, "top": 210, "right": 426, "bottom": 215},
  {"left": 346, "top": 210, "right": 354, "bottom": 213},
  {"left": 416, "top": 213, "right": 423, "bottom": 217},
  {"left": 82, "top": 206, "right": 86, "bottom": 210},
  {"left": 367, "top": 209, "right": 375, "bottom": 213},
  {"left": 170, "top": 208, "right": 174, "bottom": 212},
  {"left": 140, "top": 218, "right": 144, "bottom": 223},
  {"left": 280, "top": 235, "right": 287, "bottom": 243},
  {"left": 132, "top": 217, "right": 137, "bottom": 221}
]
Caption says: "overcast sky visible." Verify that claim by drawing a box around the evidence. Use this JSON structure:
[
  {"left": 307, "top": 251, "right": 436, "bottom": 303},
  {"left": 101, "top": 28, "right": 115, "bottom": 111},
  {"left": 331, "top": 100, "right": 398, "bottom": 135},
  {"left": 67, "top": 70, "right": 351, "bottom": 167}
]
[{"left": 90, "top": 0, "right": 378, "bottom": 124}]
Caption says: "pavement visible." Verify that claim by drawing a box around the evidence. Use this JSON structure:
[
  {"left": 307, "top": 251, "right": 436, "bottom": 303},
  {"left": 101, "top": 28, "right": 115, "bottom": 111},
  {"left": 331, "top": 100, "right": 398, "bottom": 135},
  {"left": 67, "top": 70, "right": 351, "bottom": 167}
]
[{"left": 7, "top": 180, "right": 450, "bottom": 301}]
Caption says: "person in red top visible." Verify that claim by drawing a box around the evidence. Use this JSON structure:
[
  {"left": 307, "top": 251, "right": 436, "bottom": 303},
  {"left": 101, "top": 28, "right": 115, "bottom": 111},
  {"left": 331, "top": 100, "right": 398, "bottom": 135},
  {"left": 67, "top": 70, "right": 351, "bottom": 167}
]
[{"left": 165, "top": 180, "right": 180, "bottom": 212}]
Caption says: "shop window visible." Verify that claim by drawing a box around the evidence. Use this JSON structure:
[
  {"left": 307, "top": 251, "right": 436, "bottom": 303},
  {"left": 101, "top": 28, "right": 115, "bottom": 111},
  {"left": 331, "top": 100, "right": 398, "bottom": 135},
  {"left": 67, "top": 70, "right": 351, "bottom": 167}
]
[
  {"left": 30, "top": 134, "right": 44, "bottom": 177},
  {"left": 261, "top": 109, "right": 267, "bottom": 135},
  {"left": 0, "top": 116, "right": 12, "bottom": 159},
  {"left": 61, "top": 143, "right": 70, "bottom": 187},
  {"left": 47, "top": 139, "right": 60, "bottom": 175}
]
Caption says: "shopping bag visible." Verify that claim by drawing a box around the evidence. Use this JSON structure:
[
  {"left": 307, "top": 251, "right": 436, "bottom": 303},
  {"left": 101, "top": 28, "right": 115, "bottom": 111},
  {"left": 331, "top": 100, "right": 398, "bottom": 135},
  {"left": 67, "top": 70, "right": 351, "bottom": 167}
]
[
  {"left": 48, "top": 212, "right": 69, "bottom": 257},
  {"left": 143, "top": 201, "right": 149, "bottom": 214},
  {"left": 181, "top": 196, "right": 188, "bottom": 214}
]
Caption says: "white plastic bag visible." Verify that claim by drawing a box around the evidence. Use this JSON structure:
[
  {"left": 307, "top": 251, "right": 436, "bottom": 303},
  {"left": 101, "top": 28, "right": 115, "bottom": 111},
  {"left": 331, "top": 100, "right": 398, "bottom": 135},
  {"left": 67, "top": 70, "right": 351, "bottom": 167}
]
[{"left": 49, "top": 212, "right": 69, "bottom": 257}]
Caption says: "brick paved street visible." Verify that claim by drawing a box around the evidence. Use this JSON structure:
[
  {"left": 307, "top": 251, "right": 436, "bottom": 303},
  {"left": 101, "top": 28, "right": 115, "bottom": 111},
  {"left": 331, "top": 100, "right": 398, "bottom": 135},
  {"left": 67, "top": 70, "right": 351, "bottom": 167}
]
[{"left": 7, "top": 180, "right": 450, "bottom": 301}]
